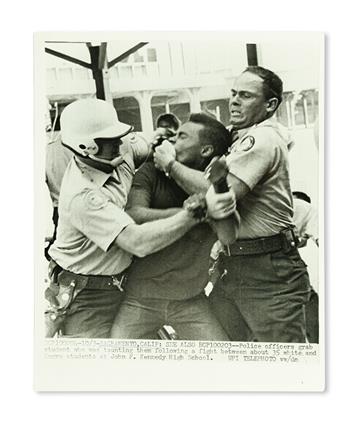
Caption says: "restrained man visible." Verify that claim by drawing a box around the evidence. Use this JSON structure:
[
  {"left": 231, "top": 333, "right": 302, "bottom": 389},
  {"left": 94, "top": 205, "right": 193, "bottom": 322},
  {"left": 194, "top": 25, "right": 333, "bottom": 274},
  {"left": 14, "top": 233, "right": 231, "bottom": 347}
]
[
  {"left": 110, "top": 113, "right": 238, "bottom": 340},
  {"left": 206, "top": 66, "right": 311, "bottom": 343},
  {"left": 46, "top": 98, "right": 203, "bottom": 338}
]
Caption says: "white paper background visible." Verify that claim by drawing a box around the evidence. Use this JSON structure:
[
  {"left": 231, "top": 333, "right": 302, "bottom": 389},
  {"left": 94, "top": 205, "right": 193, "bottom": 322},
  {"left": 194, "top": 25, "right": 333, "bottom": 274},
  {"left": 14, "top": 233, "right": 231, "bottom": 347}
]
[{"left": 1, "top": 0, "right": 340, "bottom": 435}]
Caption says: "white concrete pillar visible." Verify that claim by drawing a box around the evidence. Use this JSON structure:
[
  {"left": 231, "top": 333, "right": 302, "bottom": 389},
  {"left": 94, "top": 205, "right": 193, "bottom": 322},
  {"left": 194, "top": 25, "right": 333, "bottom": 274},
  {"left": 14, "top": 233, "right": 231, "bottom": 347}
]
[
  {"left": 291, "top": 90, "right": 302, "bottom": 128},
  {"left": 135, "top": 90, "right": 154, "bottom": 135},
  {"left": 186, "top": 87, "right": 201, "bottom": 113},
  {"left": 102, "top": 68, "right": 113, "bottom": 104}
]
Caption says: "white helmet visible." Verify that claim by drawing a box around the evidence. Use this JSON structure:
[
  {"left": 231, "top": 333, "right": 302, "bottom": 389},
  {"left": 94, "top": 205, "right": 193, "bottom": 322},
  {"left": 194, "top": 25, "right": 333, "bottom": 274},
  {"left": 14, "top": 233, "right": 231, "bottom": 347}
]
[{"left": 60, "top": 99, "right": 132, "bottom": 156}]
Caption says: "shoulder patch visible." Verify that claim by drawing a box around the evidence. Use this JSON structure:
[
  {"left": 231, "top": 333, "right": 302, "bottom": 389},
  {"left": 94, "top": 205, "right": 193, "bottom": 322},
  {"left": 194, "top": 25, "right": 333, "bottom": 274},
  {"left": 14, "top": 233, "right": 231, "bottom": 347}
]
[
  {"left": 84, "top": 190, "right": 108, "bottom": 210},
  {"left": 240, "top": 135, "right": 255, "bottom": 151},
  {"left": 128, "top": 132, "right": 138, "bottom": 143}
]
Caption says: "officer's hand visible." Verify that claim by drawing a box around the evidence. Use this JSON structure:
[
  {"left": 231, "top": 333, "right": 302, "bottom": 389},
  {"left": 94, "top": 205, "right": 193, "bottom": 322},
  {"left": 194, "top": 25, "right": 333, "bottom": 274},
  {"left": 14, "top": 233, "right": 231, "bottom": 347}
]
[
  {"left": 206, "top": 184, "right": 237, "bottom": 220},
  {"left": 183, "top": 193, "right": 207, "bottom": 222},
  {"left": 151, "top": 128, "right": 168, "bottom": 148},
  {"left": 153, "top": 140, "right": 176, "bottom": 173}
]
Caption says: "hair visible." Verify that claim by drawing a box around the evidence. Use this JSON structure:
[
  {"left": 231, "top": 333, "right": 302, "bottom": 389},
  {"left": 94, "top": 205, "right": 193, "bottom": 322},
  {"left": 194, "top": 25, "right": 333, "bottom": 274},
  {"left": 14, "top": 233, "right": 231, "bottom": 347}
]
[
  {"left": 188, "top": 112, "right": 231, "bottom": 157},
  {"left": 292, "top": 191, "right": 311, "bottom": 204},
  {"left": 244, "top": 66, "right": 283, "bottom": 109},
  {"left": 156, "top": 113, "right": 180, "bottom": 130}
]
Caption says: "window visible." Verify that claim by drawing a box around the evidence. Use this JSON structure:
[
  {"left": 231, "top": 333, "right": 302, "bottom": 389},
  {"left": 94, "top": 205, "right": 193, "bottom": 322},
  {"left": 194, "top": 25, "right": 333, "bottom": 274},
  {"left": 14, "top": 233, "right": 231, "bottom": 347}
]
[{"left": 147, "top": 48, "right": 157, "bottom": 62}]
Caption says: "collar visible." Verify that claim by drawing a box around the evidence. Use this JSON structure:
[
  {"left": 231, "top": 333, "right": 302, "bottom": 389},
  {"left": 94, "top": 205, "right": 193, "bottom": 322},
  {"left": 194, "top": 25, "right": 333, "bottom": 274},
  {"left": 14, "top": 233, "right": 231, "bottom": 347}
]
[
  {"left": 229, "top": 118, "right": 278, "bottom": 141},
  {"left": 74, "top": 156, "right": 116, "bottom": 187}
]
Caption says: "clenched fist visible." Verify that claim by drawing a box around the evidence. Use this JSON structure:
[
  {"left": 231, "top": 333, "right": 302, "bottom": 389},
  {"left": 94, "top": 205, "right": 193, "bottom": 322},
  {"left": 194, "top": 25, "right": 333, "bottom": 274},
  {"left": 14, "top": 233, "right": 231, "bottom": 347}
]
[{"left": 153, "top": 140, "right": 176, "bottom": 173}]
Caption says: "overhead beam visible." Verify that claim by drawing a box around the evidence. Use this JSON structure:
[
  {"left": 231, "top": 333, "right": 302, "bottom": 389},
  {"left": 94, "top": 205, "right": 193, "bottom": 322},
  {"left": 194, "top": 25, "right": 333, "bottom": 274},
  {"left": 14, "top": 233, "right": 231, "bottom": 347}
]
[
  {"left": 108, "top": 42, "right": 148, "bottom": 68},
  {"left": 45, "top": 47, "right": 91, "bottom": 69}
]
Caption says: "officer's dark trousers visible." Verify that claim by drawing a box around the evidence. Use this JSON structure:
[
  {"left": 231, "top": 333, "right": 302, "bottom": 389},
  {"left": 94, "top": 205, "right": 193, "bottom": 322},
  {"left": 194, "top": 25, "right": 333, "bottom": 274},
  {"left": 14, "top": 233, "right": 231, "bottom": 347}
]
[
  {"left": 305, "top": 288, "right": 319, "bottom": 344},
  {"left": 209, "top": 248, "right": 311, "bottom": 343},
  {"left": 62, "top": 288, "right": 124, "bottom": 338}
]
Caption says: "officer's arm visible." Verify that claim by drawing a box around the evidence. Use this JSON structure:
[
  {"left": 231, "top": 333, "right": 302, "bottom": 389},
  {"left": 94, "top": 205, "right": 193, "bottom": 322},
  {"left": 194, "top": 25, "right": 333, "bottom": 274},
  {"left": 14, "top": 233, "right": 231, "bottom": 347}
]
[
  {"left": 127, "top": 201, "right": 181, "bottom": 224},
  {"left": 114, "top": 210, "right": 197, "bottom": 257},
  {"left": 209, "top": 211, "right": 241, "bottom": 245},
  {"left": 227, "top": 172, "right": 250, "bottom": 200},
  {"left": 206, "top": 173, "right": 249, "bottom": 221},
  {"left": 121, "top": 134, "right": 153, "bottom": 168},
  {"left": 206, "top": 185, "right": 241, "bottom": 245}
]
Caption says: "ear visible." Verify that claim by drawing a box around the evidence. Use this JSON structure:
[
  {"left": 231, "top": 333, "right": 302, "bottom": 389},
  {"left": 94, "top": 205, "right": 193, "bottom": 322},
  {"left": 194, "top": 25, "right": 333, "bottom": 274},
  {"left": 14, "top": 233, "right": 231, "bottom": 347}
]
[
  {"left": 266, "top": 97, "right": 279, "bottom": 114},
  {"left": 200, "top": 144, "right": 214, "bottom": 158}
]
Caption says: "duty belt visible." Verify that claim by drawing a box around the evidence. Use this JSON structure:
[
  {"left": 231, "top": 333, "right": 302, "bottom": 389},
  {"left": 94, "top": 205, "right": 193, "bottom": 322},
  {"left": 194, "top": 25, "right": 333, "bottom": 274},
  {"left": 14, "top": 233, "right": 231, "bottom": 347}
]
[
  {"left": 45, "top": 262, "right": 127, "bottom": 337},
  {"left": 47, "top": 260, "right": 127, "bottom": 292},
  {"left": 82, "top": 272, "right": 127, "bottom": 291},
  {"left": 222, "top": 229, "right": 298, "bottom": 257}
]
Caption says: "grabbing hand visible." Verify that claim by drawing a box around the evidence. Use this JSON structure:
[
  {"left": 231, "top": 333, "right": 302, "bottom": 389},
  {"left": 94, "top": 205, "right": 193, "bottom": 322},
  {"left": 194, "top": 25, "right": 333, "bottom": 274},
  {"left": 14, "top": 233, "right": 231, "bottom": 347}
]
[
  {"left": 151, "top": 128, "right": 169, "bottom": 148},
  {"left": 206, "top": 184, "right": 237, "bottom": 220},
  {"left": 153, "top": 140, "right": 176, "bottom": 173},
  {"left": 183, "top": 193, "right": 207, "bottom": 222}
]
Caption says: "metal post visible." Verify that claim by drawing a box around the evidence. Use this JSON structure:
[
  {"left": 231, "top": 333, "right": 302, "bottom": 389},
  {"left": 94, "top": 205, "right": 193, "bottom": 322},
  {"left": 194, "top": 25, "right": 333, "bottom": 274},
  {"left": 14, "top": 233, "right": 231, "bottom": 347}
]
[
  {"left": 88, "top": 45, "right": 106, "bottom": 100},
  {"left": 246, "top": 44, "right": 258, "bottom": 66}
]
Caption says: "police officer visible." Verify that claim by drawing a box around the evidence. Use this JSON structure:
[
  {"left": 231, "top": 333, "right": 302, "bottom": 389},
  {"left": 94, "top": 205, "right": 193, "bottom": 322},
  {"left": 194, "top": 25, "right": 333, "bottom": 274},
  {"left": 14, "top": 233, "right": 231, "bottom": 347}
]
[
  {"left": 46, "top": 98, "right": 203, "bottom": 338},
  {"left": 205, "top": 66, "right": 311, "bottom": 343}
]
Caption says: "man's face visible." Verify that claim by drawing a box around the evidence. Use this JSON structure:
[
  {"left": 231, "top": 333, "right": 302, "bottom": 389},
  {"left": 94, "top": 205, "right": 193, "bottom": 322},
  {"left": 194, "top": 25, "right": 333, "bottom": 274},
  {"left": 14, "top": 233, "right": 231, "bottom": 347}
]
[
  {"left": 95, "top": 137, "right": 123, "bottom": 160},
  {"left": 157, "top": 121, "right": 178, "bottom": 139},
  {"left": 174, "top": 122, "right": 203, "bottom": 168},
  {"left": 229, "top": 72, "right": 269, "bottom": 129}
]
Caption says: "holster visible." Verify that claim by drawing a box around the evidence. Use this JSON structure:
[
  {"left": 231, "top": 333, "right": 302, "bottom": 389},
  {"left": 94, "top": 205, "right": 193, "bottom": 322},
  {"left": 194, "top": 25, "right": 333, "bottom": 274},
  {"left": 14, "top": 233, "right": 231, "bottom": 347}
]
[
  {"left": 44, "top": 261, "right": 127, "bottom": 337},
  {"left": 44, "top": 261, "right": 88, "bottom": 338},
  {"left": 280, "top": 227, "right": 300, "bottom": 254}
]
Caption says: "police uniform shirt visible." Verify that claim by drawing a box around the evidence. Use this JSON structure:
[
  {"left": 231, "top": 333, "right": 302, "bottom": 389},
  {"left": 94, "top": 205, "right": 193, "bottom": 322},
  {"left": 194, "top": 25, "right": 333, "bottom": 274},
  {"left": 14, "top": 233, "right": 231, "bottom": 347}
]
[
  {"left": 45, "top": 133, "right": 73, "bottom": 207},
  {"left": 49, "top": 155, "right": 135, "bottom": 276},
  {"left": 226, "top": 118, "right": 294, "bottom": 239}
]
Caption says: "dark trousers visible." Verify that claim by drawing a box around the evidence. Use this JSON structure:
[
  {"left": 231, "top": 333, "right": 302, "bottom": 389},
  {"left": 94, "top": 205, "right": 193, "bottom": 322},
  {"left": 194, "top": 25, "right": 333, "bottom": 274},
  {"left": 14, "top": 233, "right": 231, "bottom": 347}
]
[
  {"left": 305, "top": 288, "right": 319, "bottom": 343},
  {"left": 62, "top": 288, "right": 124, "bottom": 338},
  {"left": 110, "top": 293, "right": 229, "bottom": 340},
  {"left": 209, "top": 249, "right": 311, "bottom": 343}
]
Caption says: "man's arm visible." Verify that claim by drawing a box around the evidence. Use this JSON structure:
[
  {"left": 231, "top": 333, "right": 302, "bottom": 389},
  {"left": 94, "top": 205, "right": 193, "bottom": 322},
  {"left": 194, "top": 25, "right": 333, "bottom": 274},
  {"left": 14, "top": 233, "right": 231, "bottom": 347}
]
[
  {"left": 115, "top": 210, "right": 197, "bottom": 257},
  {"left": 169, "top": 161, "right": 210, "bottom": 194},
  {"left": 153, "top": 141, "right": 210, "bottom": 194}
]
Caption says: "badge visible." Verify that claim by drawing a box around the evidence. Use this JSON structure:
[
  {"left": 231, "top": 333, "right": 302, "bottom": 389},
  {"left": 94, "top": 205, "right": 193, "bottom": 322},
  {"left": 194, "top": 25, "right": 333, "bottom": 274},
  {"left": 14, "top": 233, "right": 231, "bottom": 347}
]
[
  {"left": 84, "top": 190, "right": 108, "bottom": 210},
  {"left": 240, "top": 135, "right": 255, "bottom": 151},
  {"left": 129, "top": 132, "right": 138, "bottom": 144}
]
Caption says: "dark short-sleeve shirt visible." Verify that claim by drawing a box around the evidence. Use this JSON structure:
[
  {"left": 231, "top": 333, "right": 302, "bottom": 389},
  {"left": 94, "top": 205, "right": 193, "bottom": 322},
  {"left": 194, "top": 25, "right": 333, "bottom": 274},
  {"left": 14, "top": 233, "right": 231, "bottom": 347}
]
[{"left": 124, "top": 162, "right": 216, "bottom": 300}]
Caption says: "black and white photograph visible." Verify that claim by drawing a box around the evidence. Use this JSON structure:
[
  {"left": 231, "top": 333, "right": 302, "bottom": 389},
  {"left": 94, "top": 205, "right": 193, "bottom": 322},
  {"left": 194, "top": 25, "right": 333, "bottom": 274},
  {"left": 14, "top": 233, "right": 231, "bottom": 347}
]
[{"left": 34, "top": 31, "right": 324, "bottom": 391}]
